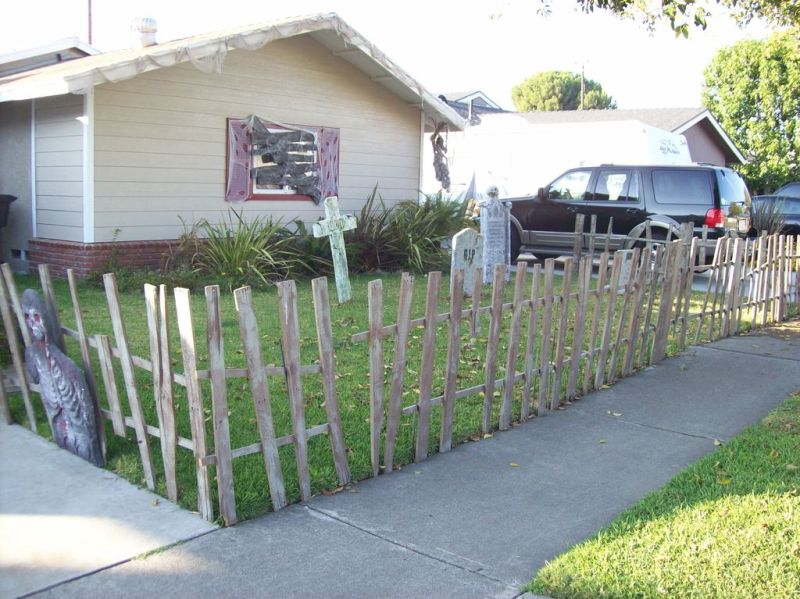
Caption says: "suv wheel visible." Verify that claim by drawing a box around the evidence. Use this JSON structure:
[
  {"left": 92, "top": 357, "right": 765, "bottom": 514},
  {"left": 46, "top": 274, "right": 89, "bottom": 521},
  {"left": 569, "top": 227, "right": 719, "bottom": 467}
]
[{"left": 510, "top": 226, "right": 521, "bottom": 262}]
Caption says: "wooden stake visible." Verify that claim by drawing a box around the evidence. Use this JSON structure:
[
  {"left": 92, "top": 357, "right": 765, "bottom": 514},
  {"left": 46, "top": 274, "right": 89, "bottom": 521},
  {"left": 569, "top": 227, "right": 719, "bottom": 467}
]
[
  {"left": 440, "top": 269, "right": 464, "bottom": 452},
  {"left": 415, "top": 272, "right": 441, "bottom": 462},
  {"left": 500, "top": 265, "right": 527, "bottom": 430},
  {"left": 483, "top": 264, "right": 506, "bottom": 431},
  {"left": 367, "top": 280, "right": 384, "bottom": 475}
]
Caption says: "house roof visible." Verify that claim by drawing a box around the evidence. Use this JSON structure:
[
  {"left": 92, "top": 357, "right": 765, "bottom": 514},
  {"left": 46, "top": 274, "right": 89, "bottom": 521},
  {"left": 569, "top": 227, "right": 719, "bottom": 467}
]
[
  {"left": 0, "top": 13, "right": 465, "bottom": 130},
  {"left": 0, "top": 38, "right": 99, "bottom": 77},
  {"left": 520, "top": 108, "right": 745, "bottom": 163},
  {"left": 440, "top": 90, "right": 503, "bottom": 110}
]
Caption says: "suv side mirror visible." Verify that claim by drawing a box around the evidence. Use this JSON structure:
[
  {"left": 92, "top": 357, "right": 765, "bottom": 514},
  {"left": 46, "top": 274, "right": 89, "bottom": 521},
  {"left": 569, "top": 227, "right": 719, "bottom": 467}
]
[{"left": 537, "top": 187, "right": 547, "bottom": 201}]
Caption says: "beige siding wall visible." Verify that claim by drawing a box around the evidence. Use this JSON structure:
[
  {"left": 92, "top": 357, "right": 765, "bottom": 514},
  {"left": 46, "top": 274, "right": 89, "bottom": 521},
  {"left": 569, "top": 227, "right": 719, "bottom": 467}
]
[
  {"left": 34, "top": 94, "right": 84, "bottom": 242},
  {"left": 93, "top": 35, "right": 422, "bottom": 242},
  {"left": 0, "top": 100, "right": 32, "bottom": 268}
]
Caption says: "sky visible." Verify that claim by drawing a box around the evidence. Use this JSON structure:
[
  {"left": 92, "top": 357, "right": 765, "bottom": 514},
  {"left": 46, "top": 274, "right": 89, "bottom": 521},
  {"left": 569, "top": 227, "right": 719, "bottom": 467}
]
[{"left": 2, "top": 0, "right": 775, "bottom": 110}]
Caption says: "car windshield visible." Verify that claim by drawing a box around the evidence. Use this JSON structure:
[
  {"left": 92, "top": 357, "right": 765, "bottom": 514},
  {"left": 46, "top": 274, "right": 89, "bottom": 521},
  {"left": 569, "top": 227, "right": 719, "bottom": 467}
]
[
  {"left": 775, "top": 182, "right": 800, "bottom": 198},
  {"left": 753, "top": 198, "right": 800, "bottom": 214},
  {"left": 717, "top": 169, "right": 751, "bottom": 207}
]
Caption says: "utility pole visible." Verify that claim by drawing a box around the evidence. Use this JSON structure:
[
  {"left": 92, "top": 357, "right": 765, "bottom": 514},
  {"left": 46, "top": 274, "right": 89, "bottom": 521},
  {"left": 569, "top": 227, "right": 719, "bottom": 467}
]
[{"left": 88, "top": 0, "right": 93, "bottom": 44}]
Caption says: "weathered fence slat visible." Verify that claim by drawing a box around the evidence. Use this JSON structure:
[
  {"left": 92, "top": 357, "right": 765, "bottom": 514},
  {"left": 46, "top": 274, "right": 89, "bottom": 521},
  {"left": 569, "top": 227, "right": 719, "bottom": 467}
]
[
  {"left": 551, "top": 257, "right": 573, "bottom": 410},
  {"left": 608, "top": 249, "right": 639, "bottom": 382},
  {"left": 470, "top": 266, "right": 482, "bottom": 338},
  {"left": 415, "top": 271, "right": 441, "bottom": 462},
  {"left": 174, "top": 287, "right": 214, "bottom": 522},
  {"left": 1, "top": 264, "right": 30, "bottom": 349},
  {"left": 0, "top": 370, "right": 10, "bottom": 424},
  {"left": 233, "top": 286, "right": 287, "bottom": 511},
  {"left": 595, "top": 251, "right": 623, "bottom": 389},
  {"left": 500, "top": 265, "right": 527, "bottom": 430},
  {"left": 695, "top": 239, "right": 722, "bottom": 344},
  {"left": 37, "top": 264, "right": 65, "bottom": 351},
  {"left": 104, "top": 273, "right": 155, "bottom": 490},
  {"left": 67, "top": 269, "right": 104, "bottom": 456},
  {"left": 587, "top": 215, "right": 598, "bottom": 262},
  {"left": 157, "top": 285, "right": 178, "bottom": 502},
  {"left": 205, "top": 285, "right": 237, "bottom": 526},
  {"left": 622, "top": 250, "right": 650, "bottom": 377},
  {"left": 384, "top": 273, "right": 414, "bottom": 472},
  {"left": 583, "top": 252, "right": 609, "bottom": 396},
  {"left": 440, "top": 269, "right": 465, "bottom": 452},
  {"left": 0, "top": 274, "right": 36, "bottom": 431},
  {"left": 144, "top": 285, "right": 175, "bottom": 501},
  {"left": 95, "top": 334, "right": 126, "bottom": 437},
  {"left": 573, "top": 214, "right": 585, "bottom": 259},
  {"left": 483, "top": 264, "right": 506, "bottom": 431},
  {"left": 367, "top": 280, "right": 384, "bottom": 476},
  {"left": 567, "top": 256, "right": 590, "bottom": 400},
  {"left": 777, "top": 236, "right": 787, "bottom": 322},
  {"left": 311, "top": 277, "right": 351, "bottom": 485},
  {"left": 679, "top": 239, "right": 698, "bottom": 348},
  {"left": 538, "top": 260, "right": 555, "bottom": 416},
  {"left": 277, "top": 280, "right": 312, "bottom": 502},
  {"left": 521, "top": 263, "right": 541, "bottom": 419},
  {"left": 639, "top": 245, "right": 664, "bottom": 367},
  {"left": 652, "top": 242, "right": 681, "bottom": 363}
]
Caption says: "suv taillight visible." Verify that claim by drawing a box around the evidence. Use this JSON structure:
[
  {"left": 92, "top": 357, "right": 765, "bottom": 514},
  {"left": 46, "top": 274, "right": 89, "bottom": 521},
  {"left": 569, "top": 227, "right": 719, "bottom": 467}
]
[{"left": 704, "top": 208, "right": 725, "bottom": 228}]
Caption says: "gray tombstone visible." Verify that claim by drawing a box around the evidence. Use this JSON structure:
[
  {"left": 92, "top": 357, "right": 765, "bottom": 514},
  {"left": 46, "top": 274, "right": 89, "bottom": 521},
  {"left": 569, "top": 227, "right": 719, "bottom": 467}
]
[
  {"left": 451, "top": 228, "right": 483, "bottom": 295},
  {"left": 480, "top": 188, "right": 512, "bottom": 284},
  {"left": 617, "top": 249, "right": 636, "bottom": 289}
]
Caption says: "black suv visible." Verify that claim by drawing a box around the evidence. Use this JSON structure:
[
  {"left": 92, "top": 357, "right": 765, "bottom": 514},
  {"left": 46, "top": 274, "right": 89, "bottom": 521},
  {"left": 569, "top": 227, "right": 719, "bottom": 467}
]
[{"left": 507, "top": 164, "right": 751, "bottom": 260}]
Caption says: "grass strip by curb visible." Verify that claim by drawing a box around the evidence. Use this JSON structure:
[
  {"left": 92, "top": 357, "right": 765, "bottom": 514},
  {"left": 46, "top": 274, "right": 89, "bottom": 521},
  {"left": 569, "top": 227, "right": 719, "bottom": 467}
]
[{"left": 527, "top": 392, "right": 800, "bottom": 599}]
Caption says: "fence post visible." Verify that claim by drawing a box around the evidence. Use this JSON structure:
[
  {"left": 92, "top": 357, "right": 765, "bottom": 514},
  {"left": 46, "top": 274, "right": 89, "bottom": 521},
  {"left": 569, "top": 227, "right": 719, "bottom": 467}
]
[
  {"left": 415, "top": 272, "right": 441, "bottom": 462},
  {"left": 595, "top": 251, "right": 623, "bottom": 389},
  {"left": 583, "top": 252, "right": 609, "bottom": 395},
  {"left": 104, "top": 273, "right": 156, "bottom": 490},
  {"left": 538, "top": 260, "right": 555, "bottom": 416},
  {"left": 623, "top": 249, "right": 650, "bottom": 377},
  {"left": 483, "top": 264, "right": 506, "bottom": 431},
  {"left": 37, "top": 264, "right": 65, "bottom": 352},
  {"left": 651, "top": 242, "right": 681, "bottom": 363},
  {"left": 573, "top": 214, "right": 585, "bottom": 260},
  {"left": 311, "top": 277, "right": 351, "bottom": 485},
  {"left": 384, "top": 273, "right": 414, "bottom": 473},
  {"left": 367, "top": 280, "right": 384, "bottom": 476},
  {"left": 95, "top": 334, "right": 126, "bottom": 437},
  {"left": 1, "top": 264, "right": 31, "bottom": 348},
  {"left": 174, "top": 287, "right": 215, "bottom": 522},
  {"left": 551, "top": 257, "right": 573, "bottom": 410},
  {"left": 0, "top": 274, "right": 36, "bottom": 430},
  {"left": 205, "top": 285, "right": 237, "bottom": 526},
  {"left": 234, "top": 286, "right": 287, "bottom": 511},
  {"left": 609, "top": 249, "right": 640, "bottom": 382},
  {"left": 440, "top": 269, "right": 465, "bottom": 452},
  {"left": 567, "top": 256, "right": 591, "bottom": 400},
  {"left": 277, "top": 280, "right": 312, "bottom": 502},
  {"left": 500, "top": 265, "right": 527, "bottom": 430},
  {"left": 521, "top": 263, "right": 541, "bottom": 420}
]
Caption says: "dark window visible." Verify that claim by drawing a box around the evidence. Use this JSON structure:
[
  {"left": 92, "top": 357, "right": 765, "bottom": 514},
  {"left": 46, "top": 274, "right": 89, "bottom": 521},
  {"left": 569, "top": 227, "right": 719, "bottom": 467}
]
[
  {"left": 590, "top": 169, "right": 638, "bottom": 202},
  {"left": 547, "top": 169, "right": 591, "bottom": 201},
  {"left": 652, "top": 170, "right": 713, "bottom": 205}
]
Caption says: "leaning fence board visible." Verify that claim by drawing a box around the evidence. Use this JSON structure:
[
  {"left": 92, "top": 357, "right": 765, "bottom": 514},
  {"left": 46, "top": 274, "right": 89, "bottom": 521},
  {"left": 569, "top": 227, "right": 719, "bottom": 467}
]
[
  {"left": 174, "top": 287, "right": 214, "bottom": 522},
  {"left": 67, "top": 269, "right": 104, "bottom": 456},
  {"left": 205, "top": 285, "right": 237, "bottom": 526},
  {"left": 0, "top": 371, "right": 10, "bottom": 424},
  {"left": 538, "top": 260, "right": 555, "bottom": 416},
  {"left": 277, "top": 280, "right": 312, "bottom": 502},
  {"left": 384, "top": 273, "right": 414, "bottom": 473},
  {"left": 470, "top": 266, "right": 482, "bottom": 338},
  {"left": 521, "top": 263, "right": 541, "bottom": 419},
  {"left": 415, "top": 272, "right": 441, "bottom": 462},
  {"left": 583, "top": 253, "right": 609, "bottom": 396},
  {"left": 104, "top": 273, "right": 155, "bottom": 490},
  {"left": 622, "top": 251, "right": 650, "bottom": 377},
  {"left": 567, "top": 257, "right": 590, "bottom": 400},
  {"left": 234, "top": 286, "right": 287, "bottom": 511},
  {"left": 2, "top": 263, "right": 31, "bottom": 347},
  {"left": 638, "top": 245, "right": 664, "bottom": 367},
  {"left": 157, "top": 285, "right": 178, "bottom": 502},
  {"left": 312, "top": 277, "right": 351, "bottom": 485},
  {"left": 608, "top": 249, "right": 639, "bottom": 383},
  {"left": 95, "top": 334, "right": 126, "bottom": 437},
  {"left": 367, "top": 280, "right": 385, "bottom": 475},
  {"left": 144, "top": 284, "right": 174, "bottom": 500},
  {"left": 595, "top": 252, "right": 623, "bottom": 389},
  {"left": 440, "top": 269, "right": 465, "bottom": 452},
  {"left": 500, "top": 265, "right": 527, "bottom": 430},
  {"left": 651, "top": 243, "right": 679, "bottom": 362},
  {"left": 0, "top": 275, "right": 36, "bottom": 431},
  {"left": 679, "top": 239, "right": 698, "bottom": 347},
  {"left": 37, "top": 264, "right": 65, "bottom": 351},
  {"left": 551, "top": 258, "right": 573, "bottom": 411},
  {"left": 483, "top": 265, "right": 506, "bottom": 431},
  {"left": 694, "top": 239, "right": 722, "bottom": 344}
]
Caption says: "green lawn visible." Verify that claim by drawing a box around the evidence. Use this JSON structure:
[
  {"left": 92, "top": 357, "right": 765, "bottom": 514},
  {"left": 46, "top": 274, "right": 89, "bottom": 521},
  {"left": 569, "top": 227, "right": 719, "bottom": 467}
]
[{"left": 527, "top": 392, "right": 800, "bottom": 599}]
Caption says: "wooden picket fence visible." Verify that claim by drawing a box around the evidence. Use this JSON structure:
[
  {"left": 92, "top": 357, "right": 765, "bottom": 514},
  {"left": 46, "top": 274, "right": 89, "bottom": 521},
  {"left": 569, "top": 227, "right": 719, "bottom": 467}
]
[{"left": 0, "top": 232, "right": 797, "bottom": 526}]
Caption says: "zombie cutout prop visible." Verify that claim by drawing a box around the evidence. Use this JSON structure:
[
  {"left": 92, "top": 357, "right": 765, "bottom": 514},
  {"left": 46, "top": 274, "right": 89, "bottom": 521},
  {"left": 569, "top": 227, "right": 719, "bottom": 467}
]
[
  {"left": 431, "top": 121, "right": 451, "bottom": 191},
  {"left": 23, "top": 289, "right": 104, "bottom": 467}
]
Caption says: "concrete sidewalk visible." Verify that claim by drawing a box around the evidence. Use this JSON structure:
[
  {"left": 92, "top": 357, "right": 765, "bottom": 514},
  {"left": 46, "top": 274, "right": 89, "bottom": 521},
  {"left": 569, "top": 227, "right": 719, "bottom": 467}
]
[{"left": 7, "top": 322, "right": 800, "bottom": 598}]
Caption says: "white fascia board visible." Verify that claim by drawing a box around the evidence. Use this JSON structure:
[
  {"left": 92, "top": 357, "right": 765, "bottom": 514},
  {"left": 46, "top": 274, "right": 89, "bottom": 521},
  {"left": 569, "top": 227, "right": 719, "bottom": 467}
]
[{"left": 0, "top": 78, "right": 71, "bottom": 102}]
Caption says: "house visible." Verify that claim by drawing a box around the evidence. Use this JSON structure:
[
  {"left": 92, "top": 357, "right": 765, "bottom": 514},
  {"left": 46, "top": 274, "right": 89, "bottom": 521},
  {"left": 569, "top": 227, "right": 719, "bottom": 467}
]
[
  {"left": 0, "top": 13, "right": 465, "bottom": 276},
  {"left": 422, "top": 101, "right": 744, "bottom": 199},
  {"left": 438, "top": 91, "right": 506, "bottom": 123}
]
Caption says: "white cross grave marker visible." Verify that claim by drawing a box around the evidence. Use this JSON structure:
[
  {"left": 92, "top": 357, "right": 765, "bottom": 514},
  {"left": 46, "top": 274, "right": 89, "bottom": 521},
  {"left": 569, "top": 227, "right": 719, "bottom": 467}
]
[{"left": 312, "top": 196, "right": 357, "bottom": 303}]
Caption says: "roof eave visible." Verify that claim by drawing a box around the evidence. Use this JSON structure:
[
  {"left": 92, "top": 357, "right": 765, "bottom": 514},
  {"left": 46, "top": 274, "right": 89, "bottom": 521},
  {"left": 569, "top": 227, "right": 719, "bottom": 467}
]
[{"left": 673, "top": 109, "right": 746, "bottom": 164}]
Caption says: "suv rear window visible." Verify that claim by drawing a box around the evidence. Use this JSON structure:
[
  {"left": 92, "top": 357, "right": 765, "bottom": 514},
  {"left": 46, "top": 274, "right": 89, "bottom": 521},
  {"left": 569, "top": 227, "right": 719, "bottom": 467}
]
[
  {"left": 717, "top": 169, "right": 751, "bottom": 207},
  {"left": 652, "top": 170, "right": 713, "bottom": 205}
]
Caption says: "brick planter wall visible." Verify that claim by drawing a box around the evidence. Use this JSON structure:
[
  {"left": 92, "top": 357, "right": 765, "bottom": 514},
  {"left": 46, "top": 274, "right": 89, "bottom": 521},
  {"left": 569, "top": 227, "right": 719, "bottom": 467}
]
[{"left": 28, "top": 238, "right": 182, "bottom": 278}]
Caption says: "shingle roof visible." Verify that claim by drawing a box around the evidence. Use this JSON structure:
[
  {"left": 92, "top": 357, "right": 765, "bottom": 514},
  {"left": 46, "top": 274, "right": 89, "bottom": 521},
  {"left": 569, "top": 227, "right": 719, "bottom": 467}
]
[{"left": 519, "top": 108, "right": 707, "bottom": 131}]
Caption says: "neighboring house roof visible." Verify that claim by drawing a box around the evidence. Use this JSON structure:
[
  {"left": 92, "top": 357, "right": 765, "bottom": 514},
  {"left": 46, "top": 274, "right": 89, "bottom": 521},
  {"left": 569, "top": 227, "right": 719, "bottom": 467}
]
[
  {"left": 0, "top": 38, "right": 99, "bottom": 77},
  {"left": 0, "top": 13, "right": 465, "bottom": 130},
  {"left": 520, "top": 108, "right": 745, "bottom": 164},
  {"left": 440, "top": 90, "right": 503, "bottom": 110}
]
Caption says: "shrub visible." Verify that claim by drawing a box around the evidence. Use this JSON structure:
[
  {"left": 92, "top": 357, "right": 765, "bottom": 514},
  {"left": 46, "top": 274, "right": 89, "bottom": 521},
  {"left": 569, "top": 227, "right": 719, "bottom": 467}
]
[{"left": 751, "top": 200, "right": 787, "bottom": 235}]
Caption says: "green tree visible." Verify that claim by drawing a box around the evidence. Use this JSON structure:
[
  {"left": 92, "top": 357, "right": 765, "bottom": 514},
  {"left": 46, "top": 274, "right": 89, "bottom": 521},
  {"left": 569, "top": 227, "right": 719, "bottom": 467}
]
[
  {"left": 702, "top": 30, "right": 799, "bottom": 192},
  {"left": 511, "top": 71, "right": 617, "bottom": 112},
  {"left": 571, "top": 1, "right": 800, "bottom": 36}
]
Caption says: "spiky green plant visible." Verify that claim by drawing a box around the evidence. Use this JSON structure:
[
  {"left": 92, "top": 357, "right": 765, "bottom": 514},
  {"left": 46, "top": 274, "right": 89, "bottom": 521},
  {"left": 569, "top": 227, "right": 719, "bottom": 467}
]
[{"left": 751, "top": 199, "right": 787, "bottom": 235}]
